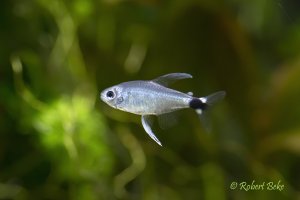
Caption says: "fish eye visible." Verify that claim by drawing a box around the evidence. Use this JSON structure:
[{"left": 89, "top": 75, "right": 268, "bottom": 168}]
[{"left": 106, "top": 90, "right": 115, "bottom": 98}]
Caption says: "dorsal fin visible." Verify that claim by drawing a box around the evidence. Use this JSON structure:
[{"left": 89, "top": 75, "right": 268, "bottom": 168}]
[{"left": 151, "top": 73, "right": 192, "bottom": 87}]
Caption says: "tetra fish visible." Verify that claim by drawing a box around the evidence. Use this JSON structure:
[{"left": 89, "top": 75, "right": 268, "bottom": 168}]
[{"left": 100, "top": 73, "right": 225, "bottom": 146}]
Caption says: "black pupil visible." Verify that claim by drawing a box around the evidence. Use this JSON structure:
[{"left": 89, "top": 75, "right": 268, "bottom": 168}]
[{"left": 106, "top": 91, "right": 114, "bottom": 98}]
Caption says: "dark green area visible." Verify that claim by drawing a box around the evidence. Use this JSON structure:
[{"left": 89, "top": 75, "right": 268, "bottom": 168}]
[{"left": 1, "top": 0, "right": 300, "bottom": 199}]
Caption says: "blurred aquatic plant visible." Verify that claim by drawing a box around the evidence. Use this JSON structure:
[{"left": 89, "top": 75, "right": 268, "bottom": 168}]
[
  {"left": 11, "top": 54, "right": 116, "bottom": 199},
  {"left": 34, "top": 95, "right": 115, "bottom": 199},
  {"left": 9, "top": 0, "right": 117, "bottom": 197},
  {"left": 33, "top": 95, "right": 114, "bottom": 180},
  {"left": 114, "top": 126, "right": 146, "bottom": 198}
]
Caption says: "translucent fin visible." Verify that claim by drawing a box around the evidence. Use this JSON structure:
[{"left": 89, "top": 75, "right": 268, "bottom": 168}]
[
  {"left": 195, "top": 91, "right": 226, "bottom": 132},
  {"left": 141, "top": 115, "right": 162, "bottom": 146},
  {"left": 203, "top": 91, "right": 226, "bottom": 106},
  {"left": 152, "top": 73, "right": 192, "bottom": 87},
  {"left": 196, "top": 109, "right": 212, "bottom": 132},
  {"left": 157, "top": 112, "right": 178, "bottom": 130}
]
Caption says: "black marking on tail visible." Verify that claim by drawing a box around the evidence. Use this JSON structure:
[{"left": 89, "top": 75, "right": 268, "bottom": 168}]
[{"left": 189, "top": 98, "right": 207, "bottom": 110}]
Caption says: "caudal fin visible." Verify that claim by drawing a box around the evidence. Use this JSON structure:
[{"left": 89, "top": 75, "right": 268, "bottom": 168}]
[{"left": 189, "top": 91, "right": 226, "bottom": 131}]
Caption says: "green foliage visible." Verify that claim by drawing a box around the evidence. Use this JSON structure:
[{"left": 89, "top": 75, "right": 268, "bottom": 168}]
[{"left": 34, "top": 95, "right": 114, "bottom": 181}]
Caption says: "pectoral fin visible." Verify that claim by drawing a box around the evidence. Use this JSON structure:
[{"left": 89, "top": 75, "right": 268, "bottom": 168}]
[
  {"left": 152, "top": 73, "right": 192, "bottom": 87},
  {"left": 141, "top": 115, "right": 162, "bottom": 146}
]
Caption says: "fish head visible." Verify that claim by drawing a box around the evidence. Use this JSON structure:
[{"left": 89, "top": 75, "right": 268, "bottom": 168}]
[{"left": 100, "top": 85, "right": 125, "bottom": 109}]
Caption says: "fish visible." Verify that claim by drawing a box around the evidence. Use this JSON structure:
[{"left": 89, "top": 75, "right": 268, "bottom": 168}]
[{"left": 100, "top": 73, "right": 225, "bottom": 146}]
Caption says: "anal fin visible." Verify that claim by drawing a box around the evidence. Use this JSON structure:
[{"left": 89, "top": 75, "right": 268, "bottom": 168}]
[{"left": 157, "top": 112, "right": 178, "bottom": 130}]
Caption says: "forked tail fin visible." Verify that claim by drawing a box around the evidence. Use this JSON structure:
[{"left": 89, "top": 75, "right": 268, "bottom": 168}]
[{"left": 189, "top": 91, "right": 226, "bottom": 131}]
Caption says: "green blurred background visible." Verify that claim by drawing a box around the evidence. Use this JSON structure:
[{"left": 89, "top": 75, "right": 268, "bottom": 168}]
[{"left": 1, "top": 0, "right": 300, "bottom": 199}]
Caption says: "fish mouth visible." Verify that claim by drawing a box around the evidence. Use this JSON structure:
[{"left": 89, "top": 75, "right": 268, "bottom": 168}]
[{"left": 100, "top": 91, "right": 106, "bottom": 102}]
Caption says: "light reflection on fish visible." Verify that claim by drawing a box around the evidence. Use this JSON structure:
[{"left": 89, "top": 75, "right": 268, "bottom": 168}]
[{"left": 100, "top": 73, "right": 225, "bottom": 146}]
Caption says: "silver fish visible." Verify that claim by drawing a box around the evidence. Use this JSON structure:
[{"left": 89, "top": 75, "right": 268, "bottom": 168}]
[{"left": 100, "top": 73, "right": 225, "bottom": 146}]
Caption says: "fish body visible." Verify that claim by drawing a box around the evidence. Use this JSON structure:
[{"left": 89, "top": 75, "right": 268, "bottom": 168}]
[
  {"left": 100, "top": 73, "right": 225, "bottom": 146},
  {"left": 104, "top": 80, "right": 191, "bottom": 115}
]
